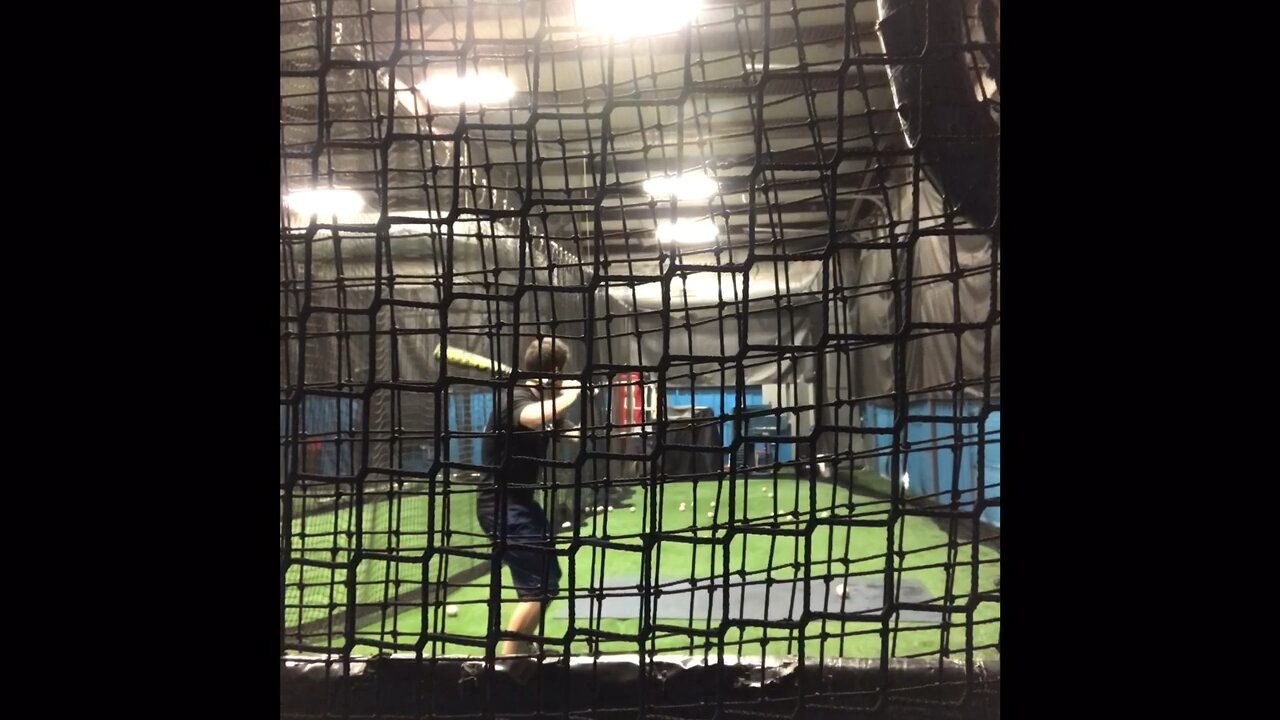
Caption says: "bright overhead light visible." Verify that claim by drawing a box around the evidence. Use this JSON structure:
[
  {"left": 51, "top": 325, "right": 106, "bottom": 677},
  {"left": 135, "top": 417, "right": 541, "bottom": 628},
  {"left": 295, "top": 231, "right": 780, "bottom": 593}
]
[
  {"left": 656, "top": 218, "right": 719, "bottom": 244},
  {"left": 576, "top": 0, "right": 700, "bottom": 39},
  {"left": 745, "top": 61, "right": 800, "bottom": 72},
  {"left": 284, "top": 188, "right": 366, "bottom": 217},
  {"left": 416, "top": 73, "right": 515, "bottom": 107},
  {"left": 643, "top": 174, "right": 719, "bottom": 201}
]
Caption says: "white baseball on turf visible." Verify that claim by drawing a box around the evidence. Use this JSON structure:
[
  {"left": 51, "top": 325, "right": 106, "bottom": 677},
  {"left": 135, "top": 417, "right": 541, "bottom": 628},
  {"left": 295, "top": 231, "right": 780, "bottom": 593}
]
[
  {"left": 446, "top": 604, "right": 459, "bottom": 616},
  {"left": 629, "top": 506, "right": 636, "bottom": 512},
  {"left": 562, "top": 521, "right": 572, "bottom": 528},
  {"left": 678, "top": 502, "right": 687, "bottom": 511},
  {"left": 707, "top": 511, "right": 714, "bottom": 517}
]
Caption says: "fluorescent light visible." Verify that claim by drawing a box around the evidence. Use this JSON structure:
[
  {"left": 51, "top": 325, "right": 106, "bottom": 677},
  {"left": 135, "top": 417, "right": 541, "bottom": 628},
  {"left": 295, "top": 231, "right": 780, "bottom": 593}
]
[
  {"left": 745, "top": 61, "right": 800, "bottom": 72},
  {"left": 643, "top": 174, "right": 719, "bottom": 201},
  {"left": 417, "top": 73, "right": 515, "bottom": 107},
  {"left": 656, "top": 218, "right": 719, "bottom": 244},
  {"left": 284, "top": 189, "right": 366, "bottom": 217},
  {"left": 576, "top": 0, "right": 700, "bottom": 38}
]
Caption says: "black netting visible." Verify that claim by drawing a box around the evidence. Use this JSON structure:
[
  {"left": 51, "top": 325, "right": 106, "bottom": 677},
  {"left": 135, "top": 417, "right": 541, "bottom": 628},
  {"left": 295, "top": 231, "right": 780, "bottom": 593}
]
[{"left": 281, "top": 0, "right": 999, "bottom": 716}]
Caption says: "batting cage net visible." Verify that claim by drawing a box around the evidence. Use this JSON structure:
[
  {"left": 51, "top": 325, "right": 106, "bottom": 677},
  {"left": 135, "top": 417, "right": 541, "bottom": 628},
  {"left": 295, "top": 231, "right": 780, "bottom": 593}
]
[{"left": 281, "top": 0, "right": 999, "bottom": 717}]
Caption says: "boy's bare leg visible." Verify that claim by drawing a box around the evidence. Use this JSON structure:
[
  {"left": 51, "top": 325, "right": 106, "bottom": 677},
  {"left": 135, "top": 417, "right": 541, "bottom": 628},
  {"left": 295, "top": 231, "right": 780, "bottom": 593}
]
[{"left": 501, "top": 599, "right": 543, "bottom": 657}]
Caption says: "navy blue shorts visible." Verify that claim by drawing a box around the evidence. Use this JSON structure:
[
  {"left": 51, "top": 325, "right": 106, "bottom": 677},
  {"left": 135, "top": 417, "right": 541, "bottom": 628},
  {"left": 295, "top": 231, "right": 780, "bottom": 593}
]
[{"left": 475, "top": 492, "right": 562, "bottom": 601}]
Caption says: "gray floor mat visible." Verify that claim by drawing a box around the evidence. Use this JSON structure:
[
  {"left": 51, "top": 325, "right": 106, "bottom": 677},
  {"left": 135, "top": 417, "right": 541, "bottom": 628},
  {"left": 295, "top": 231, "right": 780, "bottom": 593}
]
[{"left": 554, "top": 575, "right": 941, "bottom": 623}]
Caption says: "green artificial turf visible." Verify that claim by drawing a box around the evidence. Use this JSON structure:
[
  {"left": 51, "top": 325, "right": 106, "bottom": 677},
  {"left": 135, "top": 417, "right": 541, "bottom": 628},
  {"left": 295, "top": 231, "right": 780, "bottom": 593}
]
[{"left": 283, "top": 475, "right": 999, "bottom": 661}]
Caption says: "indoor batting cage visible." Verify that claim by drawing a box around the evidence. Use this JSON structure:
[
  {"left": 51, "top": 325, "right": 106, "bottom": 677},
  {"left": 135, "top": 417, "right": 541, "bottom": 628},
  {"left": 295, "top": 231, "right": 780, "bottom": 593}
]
[{"left": 280, "top": 0, "right": 1000, "bottom": 717}]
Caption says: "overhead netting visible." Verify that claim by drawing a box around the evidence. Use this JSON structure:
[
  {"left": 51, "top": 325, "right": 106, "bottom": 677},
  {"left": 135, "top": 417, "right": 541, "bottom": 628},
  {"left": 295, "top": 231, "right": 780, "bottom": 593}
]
[{"left": 280, "top": 0, "right": 999, "bottom": 716}]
